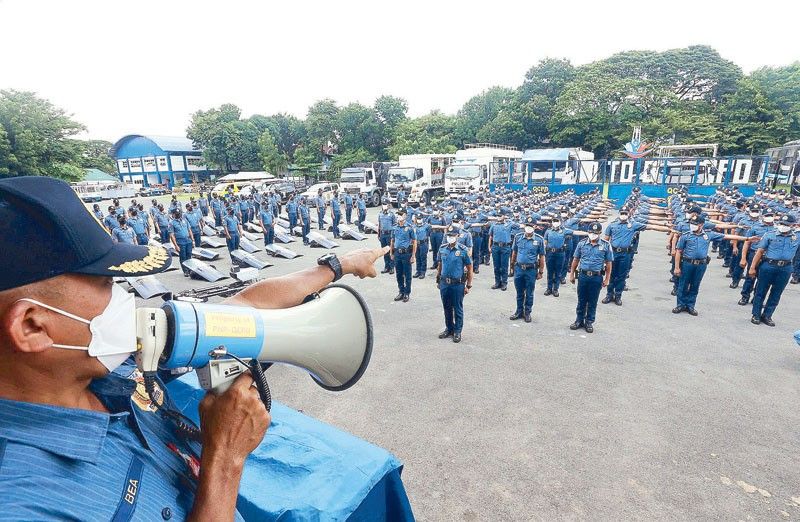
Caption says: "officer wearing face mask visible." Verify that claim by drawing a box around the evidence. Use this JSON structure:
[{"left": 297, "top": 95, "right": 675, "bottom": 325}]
[
  {"left": 437, "top": 225, "right": 474, "bottom": 343},
  {"left": 223, "top": 205, "right": 242, "bottom": 258},
  {"left": 738, "top": 209, "right": 775, "bottom": 306},
  {"left": 356, "top": 193, "right": 368, "bottom": 232},
  {"left": 569, "top": 222, "right": 613, "bottom": 333},
  {"left": 378, "top": 200, "right": 397, "bottom": 274},
  {"left": 126, "top": 209, "right": 149, "bottom": 246},
  {"left": 509, "top": 217, "right": 545, "bottom": 323},
  {"left": 673, "top": 216, "right": 751, "bottom": 316},
  {"left": 298, "top": 196, "right": 311, "bottom": 245},
  {"left": 729, "top": 204, "right": 761, "bottom": 289},
  {"left": 112, "top": 216, "right": 137, "bottom": 245},
  {"left": 748, "top": 214, "right": 800, "bottom": 326},
  {"left": 543, "top": 215, "right": 585, "bottom": 298},
  {"left": 428, "top": 208, "right": 448, "bottom": 269},
  {"left": 169, "top": 208, "right": 194, "bottom": 276},
  {"left": 390, "top": 211, "right": 417, "bottom": 302},
  {"left": 0, "top": 176, "right": 392, "bottom": 521},
  {"left": 488, "top": 212, "right": 514, "bottom": 291},
  {"left": 412, "top": 214, "right": 431, "bottom": 279}
]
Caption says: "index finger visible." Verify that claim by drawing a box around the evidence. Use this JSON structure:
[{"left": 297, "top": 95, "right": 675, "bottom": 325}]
[{"left": 371, "top": 246, "right": 390, "bottom": 261}]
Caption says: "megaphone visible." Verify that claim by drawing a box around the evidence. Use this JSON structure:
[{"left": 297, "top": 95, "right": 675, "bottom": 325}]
[{"left": 136, "top": 284, "right": 373, "bottom": 398}]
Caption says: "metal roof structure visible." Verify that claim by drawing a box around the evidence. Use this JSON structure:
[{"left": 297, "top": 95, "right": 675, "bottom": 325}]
[{"left": 109, "top": 134, "right": 199, "bottom": 157}]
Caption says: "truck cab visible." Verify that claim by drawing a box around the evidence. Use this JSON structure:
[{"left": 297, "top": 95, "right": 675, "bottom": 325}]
[
  {"left": 339, "top": 167, "right": 383, "bottom": 207},
  {"left": 389, "top": 154, "right": 453, "bottom": 206}
]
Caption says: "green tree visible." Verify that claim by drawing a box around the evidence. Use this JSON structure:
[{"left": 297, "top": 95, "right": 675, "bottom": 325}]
[
  {"left": 387, "top": 112, "right": 459, "bottom": 158},
  {"left": 331, "top": 148, "right": 373, "bottom": 170},
  {"left": 336, "top": 102, "right": 382, "bottom": 158},
  {"left": 0, "top": 90, "right": 86, "bottom": 180},
  {"left": 248, "top": 113, "right": 305, "bottom": 160},
  {"left": 455, "top": 86, "right": 515, "bottom": 145},
  {"left": 72, "top": 139, "right": 116, "bottom": 173},
  {"left": 717, "top": 78, "right": 789, "bottom": 154},
  {"left": 258, "top": 130, "right": 287, "bottom": 175},
  {"left": 187, "top": 104, "right": 261, "bottom": 172},
  {"left": 750, "top": 62, "right": 800, "bottom": 136},
  {"left": 304, "top": 99, "right": 340, "bottom": 161}
]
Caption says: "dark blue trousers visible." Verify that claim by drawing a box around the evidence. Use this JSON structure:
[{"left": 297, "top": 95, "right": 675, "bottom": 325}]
[
  {"left": 481, "top": 230, "right": 490, "bottom": 263},
  {"left": 226, "top": 233, "right": 240, "bottom": 255},
  {"left": 191, "top": 227, "right": 202, "bottom": 247},
  {"left": 159, "top": 228, "right": 170, "bottom": 243},
  {"left": 213, "top": 211, "right": 222, "bottom": 227},
  {"left": 288, "top": 213, "right": 297, "bottom": 231},
  {"left": 430, "top": 233, "right": 443, "bottom": 267},
  {"left": 394, "top": 252, "right": 412, "bottom": 295},
  {"left": 317, "top": 209, "right": 325, "bottom": 230},
  {"left": 177, "top": 238, "right": 193, "bottom": 275},
  {"left": 357, "top": 209, "right": 367, "bottom": 232},
  {"left": 415, "top": 241, "right": 429, "bottom": 275},
  {"left": 576, "top": 273, "right": 603, "bottom": 324},
  {"left": 752, "top": 263, "right": 791, "bottom": 318},
  {"left": 793, "top": 248, "right": 800, "bottom": 279},
  {"left": 302, "top": 221, "right": 311, "bottom": 245},
  {"left": 345, "top": 207, "right": 352, "bottom": 224},
  {"left": 471, "top": 234, "right": 482, "bottom": 271},
  {"left": 607, "top": 251, "right": 632, "bottom": 298},
  {"left": 514, "top": 266, "right": 537, "bottom": 314},
  {"left": 561, "top": 238, "right": 574, "bottom": 280},
  {"left": 380, "top": 235, "right": 394, "bottom": 270},
  {"left": 136, "top": 233, "right": 148, "bottom": 245},
  {"left": 492, "top": 245, "right": 511, "bottom": 286},
  {"left": 741, "top": 252, "right": 758, "bottom": 298},
  {"left": 332, "top": 211, "right": 341, "bottom": 238},
  {"left": 730, "top": 241, "right": 744, "bottom": 283},
  {"left": 677, "top": 261, "right": 707, "bottom": 309},
  {"left": 263, "top": 225, "right": 274, "bottom": 245},
  {"left": 440, "top": 282, "right": 465, "bottom": 334},
  {"left": 546, "top": 251, "right": 565, "bottom": 291}
]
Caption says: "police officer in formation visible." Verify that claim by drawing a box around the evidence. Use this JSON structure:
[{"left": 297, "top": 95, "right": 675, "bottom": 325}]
[
  {"left": 298, "top": 196, "right": 311, "bottom": 245},
  {"left": 223, "top": 205, "right": 242, "bottom": 258},
  {"left": 437, "top": 225, "right": 473, "bottom": 343},
  {"left": 749, "top": 214, "right": 800, "bottom": 325},
  {"left": 111, "top": 216, "right": 137, "bottom": 245},
  {"left": 315, "top": 189, "right": 327, "bottom": 230},
  {"left": 378, "top": 200, "right": 396, "bottom": 274},
  {"left": 390, "top": 210, "right": 417, "bottom": 302},
  {"left": 569, "top": 222, "right": 613, "bottom": 333},
  {"left": 330, "top": 189, "right": 342, "bottom": 239},
  {"left": 488, "top": 211, "right": 515, "bottom": 291},
  {"left": 509, "top": 216, "right": 545, "bottom": 322},
  {"left": 259, "top": 200, "right": 275, "bottom": 246},
  {"left": 168, "top": 208, "right": 194, "bottom": 276},
  {"left": 412, "top": 213, "right": 431, "bottom": 278},
  {"left": 356, "top": 194, "right": 368, "bottom": 232}
]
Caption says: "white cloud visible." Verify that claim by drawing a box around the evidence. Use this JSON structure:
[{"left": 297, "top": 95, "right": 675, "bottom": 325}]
[{"left": 1, "top": 0, "right": 797, "bottom": 141}]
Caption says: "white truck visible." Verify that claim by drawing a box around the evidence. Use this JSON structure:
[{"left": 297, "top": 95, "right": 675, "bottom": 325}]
[
  {"left": 338, "top": 162, "right": 392, "bottom": 207},
  {"left": 444, "top": 144, "right": 522, "bottom": 194},
  {"left": 521, "top": 147, "right": 596, "bottom": 184},
  {"left": 387, "top": 154, "right": 455, "bottom": 206}
]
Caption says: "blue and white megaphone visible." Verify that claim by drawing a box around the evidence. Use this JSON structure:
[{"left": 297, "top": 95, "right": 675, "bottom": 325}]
[{"left": 135, "top": 284, "right": 373, "bottom": 399}]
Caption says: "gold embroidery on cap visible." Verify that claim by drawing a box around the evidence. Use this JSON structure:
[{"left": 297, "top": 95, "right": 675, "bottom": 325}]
[{"left": 108, "top": 246, "right": 169, "bottom": 273}]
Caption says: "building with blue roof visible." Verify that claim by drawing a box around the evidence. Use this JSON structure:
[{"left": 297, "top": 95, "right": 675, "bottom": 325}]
[{"left": 110, "top": 135, "right": 211, "bottom": 188}]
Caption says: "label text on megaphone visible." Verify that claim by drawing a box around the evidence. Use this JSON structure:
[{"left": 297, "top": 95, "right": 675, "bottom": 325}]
[{"left": 204, "top": 313, "right": 257, "bottom": 338}]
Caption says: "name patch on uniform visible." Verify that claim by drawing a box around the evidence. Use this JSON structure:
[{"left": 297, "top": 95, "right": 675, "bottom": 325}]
[
  {"left": 533, "top": 241, "right": 539, "bottom": 246},
  {"left": 455, "top": 251, "right": 461, "bottom": 257},
  {"left": 110, "top": 457, "right": 144, "bottom": 522},
  {"left": 703, "top": 234, "right": 708, "bottom": 240}
]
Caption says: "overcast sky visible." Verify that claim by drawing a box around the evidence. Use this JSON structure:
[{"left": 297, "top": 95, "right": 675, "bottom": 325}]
[{"left": 1, "top": 0, "right": 797, "bottom": 142}]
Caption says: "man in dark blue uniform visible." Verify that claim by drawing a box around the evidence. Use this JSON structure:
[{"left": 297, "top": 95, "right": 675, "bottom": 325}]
[
  {"left": 428, "top": 209, "right": 448, "bottom": 270},
  {"left": 749, "top": 214, "right": 800, "bottom": 326},
  {"left": 168, "top": 209, "right": 194, "bottom": 276},
  {"left": 343, "top": 191, "right": 354, "bottom": 224},
  {"left": 488, "top": 213, "right": 514, "bottom": 291},
  {"left": 390, "top": 211, "right": 417, "bottom": 302},
  {"left": 259, "top": 202, "right": 275, "bottom": 246},
  {"left": 569, "top": 222, "right": 613, "bottom": 333},
  {"left": 223, "top": 206, "right": 242, "bottom": 260},
  {"left": 330, "top": 189, "right": 342, "bottom": 239},
  {"left": 378, "top": 202, "right": 396, "bottom": 274},
  {"left": 543, "top": 215, "right": 583, "bottom": 297},
  {"left": 356, "top": 194, "right": 367, "bottom": 232},
  {"left": 437, "top": 225, "right": 474, "bottom": 343},
  {"left": 298, "top": 196, "right": 311, "bottom": 245},
  {"left": 509, "top": 217, "right": 545, "bottom": 323},
  {"left": 412, "top": 214, "right": 431, "bottom": 279}
]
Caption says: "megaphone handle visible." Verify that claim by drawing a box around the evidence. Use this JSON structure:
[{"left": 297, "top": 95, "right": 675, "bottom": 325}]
[{"left": 248, "top": 360, "right": 272, "bottom": 413}]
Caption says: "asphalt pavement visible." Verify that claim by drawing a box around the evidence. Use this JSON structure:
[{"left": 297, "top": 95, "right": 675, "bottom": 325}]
[{"left": 109, "top": 197, "right": 800, "bottom": 521}]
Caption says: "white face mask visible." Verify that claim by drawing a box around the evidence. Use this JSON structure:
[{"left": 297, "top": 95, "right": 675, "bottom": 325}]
[
  {"left": 382, "top": 205, "right": 388, "bottom": 211},
  {"left": 777, "top": 225, "right": 791, "bottom": 234},
  {"left": 749, "top": 212, "right": 759, "bottom": 218},
  {"left": 689, "top": 224, "right": 700, "bottom": 232},
  {"left": 764, "top": 217, "right": 774, "bottom": 224},
  {"left": 552, "top": 221, "right": 561, "bottom": 228},
  {"left": 588, "top": 233, "right": 599, "bottom": 241},
  {"left": 619, "top": 215, "right": 628, "bottom": 222},
  {"left": 524, "top": 226, "right": 535, "bottom": 235},
  {"left": 18, "top": 284, "right": 136, "bottom": 372},
  {"left": 446, "top": 236, "right": 457, "bottom": 245}
]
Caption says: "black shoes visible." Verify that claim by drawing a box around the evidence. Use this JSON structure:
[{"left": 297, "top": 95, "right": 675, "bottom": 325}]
[
  {"left": 561, "top": 278, "right": 567, "bottom": 285},
  {"left": 524, "top": 314, "right": 532, "bottom": 323},
  {"left": 686, "top": 308, "right": 698, "bottom": 316},
  {"left": 509, "top": 312, "right": 523, "bottom": 320},
  {"left": 750, "top": 315, "right": 761, "bottom": 325},
  {"left": 419, "top": 274, "right": 425, "bottom": 280},
  {"left": 671, "top": 288, "right": 677, "bottom": 296},
  {"left": 601, "top": 295, "right": 614, "bottom": 304},
  {"left": 438, "top": 330, "right": 453, "bottom": 339},
  {"left": 402, "top": 295, "right": 409, "bottom": 303},
  {"left": 672, "top": 306, "right": 686, "bottom": 314},
  {"left": 543, "top": 288, "right": 552, "bottom": 296},
  {"left": 761, "top": 316, "right": 775, "bottom": 327},
  {"left": 792, "top": 277, "right": 800, "bottom": 285},
  {"left": 389, "top": 269, "right": 395, "bottom": 274},
  {"left": 729, "top": 281, "right": 738, "bottom": 288},
  {"left": 569, "top": 321, "right": 584, "bottom": 330},
  {"left": 381, "top": 268, "right": 390, "bottom": 274},
  {"left": 491, "top": 283, "right": 501, "bottom": 290},
  {"left": 394, "top": 293, "right": 404, "bottom": 301},
  {"left": 552, "top": 290, "right": 559, "bottom": 297},
  {"left": 412, "top": 273, "right": 419, "bottom": 279},
  {"left": 474, "top": 268, "right": 480, "bottom": 274},
  {"left": 453, "top": 333, "right": 462, "bottom": 343},
  {"left": 614, "top": 296, "right": 622, "bottom": 306},
  {"left": 501, "top": 285, "right": 507, "bottom": 291},
  {"left": 584, "top": 322, "right": 594, "bottom": 333},
  {"left": 738, "top": 296, "right": 749, "bottom": 306}
]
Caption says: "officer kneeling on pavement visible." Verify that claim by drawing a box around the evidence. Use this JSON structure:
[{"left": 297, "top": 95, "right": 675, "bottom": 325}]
[
  {"left": 0, "top": 176, "right": 388, "bottom": 521},
  {"left": 569, "top": 222, "right": 613, "bottom": 333},
  {"left": 437, "top": 225, "right": 474, "bottom": 343}
]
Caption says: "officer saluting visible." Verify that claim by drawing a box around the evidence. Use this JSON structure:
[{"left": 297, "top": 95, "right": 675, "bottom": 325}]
[
  {"left": 749, "top": 214, "right": 800, "bottom": 326},
  {"left": 509, "top": 216, "right": 545, "bottom": 323},
  {"left": 569, "top": 222, "right": 613, "bottom": 333},
  {"left": 437, "top": 225, "right": 474, "bottom": 343}
]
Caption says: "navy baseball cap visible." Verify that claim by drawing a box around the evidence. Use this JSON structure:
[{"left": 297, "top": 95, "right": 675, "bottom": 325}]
[
  {"left": 446, "top": 225, "right": 459, "bottom": 236},
  {"left": 588, "top": 222, "right": 602, "bottom": 233},
  {"left": 779, "top": 214, "right": 795, "bottom": 225},
  {"left": 0, "top": 176, "right": 170, "bottom": 291}
]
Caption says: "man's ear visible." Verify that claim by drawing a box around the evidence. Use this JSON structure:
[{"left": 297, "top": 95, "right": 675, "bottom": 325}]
[{"left": 1, "top": 301, "right": 54, "bottom": 354}]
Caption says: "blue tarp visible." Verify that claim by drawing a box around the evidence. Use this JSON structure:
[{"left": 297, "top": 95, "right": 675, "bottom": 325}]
[
  {"left": 166, "top": 374, "right": 415, "bottom": 521},
  {"left": 522, "top": 148, "right": 571, "bottom": 161}
]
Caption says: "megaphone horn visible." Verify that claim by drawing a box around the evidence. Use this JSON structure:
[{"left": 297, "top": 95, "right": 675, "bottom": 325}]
[{"left": 136, "top": 284, "right": 373, "bottom": 395}]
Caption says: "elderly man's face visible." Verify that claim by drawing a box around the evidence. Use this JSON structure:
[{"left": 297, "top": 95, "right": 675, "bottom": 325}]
[{"left": 0, "top": 274, "right": 114, "bottom": 377}]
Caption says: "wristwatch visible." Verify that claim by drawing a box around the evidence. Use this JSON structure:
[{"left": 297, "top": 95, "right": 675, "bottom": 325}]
[{"left": 317, "top": 253, "right": 343, "bottom": 282}]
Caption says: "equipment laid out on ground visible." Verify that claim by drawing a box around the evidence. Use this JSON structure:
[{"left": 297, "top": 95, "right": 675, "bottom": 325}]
[
  {"left": 242, "top": 231, "right": 261, "bottom": 242},
  {"left": 277, "top": 218, "right": 290, "bottom": 228},
  {"left": 192, "top": 248, "right": 220, "bottom": 261},
  {"left": 265, "top": 244, "right": 302, "bottom": 259},
  {"left": 231, "top": 249, "right": 272, "bottom": 270},
  {"left": 126, "top": 275, "right": 171, "bottom": 299},
  {"left": 339, "top": 225, "right": 367, "bottom": 241},
  {"left": 201, "top": 236, "right": 226, "bottom": 248},
  {"left": 246, "top": 222, "right": 263, "bottom": 234},
  {"left": 361, "top": 220, "right": 379, "bottom": 234},
  {"left": 239, "top": 237, "right": 262, "bottom": 253},
  {"left": 183, "top": 258, "right": 228, "bottom": 282},
  {"left": 202, "top": 224, "right": 219, "bottom": 237},
  {"left": 306, "top": 231, "right": 339, "bottom": 249},
  {"left": 273, "top": 224, "right": 295, "bottom": 243}
]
